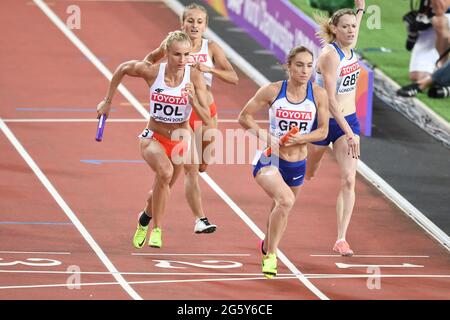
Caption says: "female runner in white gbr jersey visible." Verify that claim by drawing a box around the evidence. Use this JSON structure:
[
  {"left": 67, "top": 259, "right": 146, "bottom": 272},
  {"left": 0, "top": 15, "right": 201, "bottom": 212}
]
[
  {"left": 239, "top": 46, "right": 329, "bottom": 279},
  {"left": 307, "top": 0, "right": 365, "bottom": 257},
  {"left": 96, "top": 31, "right": 210, "bottom": 249}
]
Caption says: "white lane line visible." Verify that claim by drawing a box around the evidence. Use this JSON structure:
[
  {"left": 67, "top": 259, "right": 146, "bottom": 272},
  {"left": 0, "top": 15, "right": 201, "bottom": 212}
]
[
  {"left": 0, "top": 251, "right": 71, "bottom": 255},
  {"left": 31, "top": 0, "right": 145, "bottom": 300},
  {"left": 0, "top": 270, "right": 292, "bottom": 276},
  {"left": 0, "top": 118, "right": 141, "bottom": 300},
  {"left": 2, "top": 268, "right": 449, "bottom": 279},
  {"left": 34, "top": 0, "right": 327, "bottom": 300},
  {"left": 306, "top": 274, "right": 450, "bottom": 279},
  {"left": 2, "top": 273, "right": 449, "bottom": 291},
  {"left": 199, "top": 173, "right": 329, "bottom": 300},
  {"left": 3, "top": 269, "right": 450, "bottom": 279},
  {"left": 131, "top": 253, "right": 251, "bottom": 256},
  {"left": 33, "top": 0, "right": 149, "bottom": 120},
  {"left": 2, "top": 118, "right": 268, "bottom": 123},
  {"left": 0, "top": 276, "right": 298, "bottom": 290},
  {"left": 311, "top": 255, "right": 430, "bottom": 258},
  {"left": 336, "top": 263, "right": 424, "bottom": 269},
  {"left": 357, "top": 161, "right": 450, "bottom": 250}
]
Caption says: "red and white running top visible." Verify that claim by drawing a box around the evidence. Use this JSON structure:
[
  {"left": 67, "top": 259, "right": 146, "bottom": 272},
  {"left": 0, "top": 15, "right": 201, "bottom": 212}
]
[
  {"left": 188, "top": 38, "right": 214, "bottom": 87},
  {"left": 149, "top": 63, "right": 192, "bottom": 124}
]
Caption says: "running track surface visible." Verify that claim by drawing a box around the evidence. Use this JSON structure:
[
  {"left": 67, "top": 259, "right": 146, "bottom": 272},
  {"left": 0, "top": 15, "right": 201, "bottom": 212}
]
[{"left": 0, "top": 0, "right": 449, "bottom": 300}]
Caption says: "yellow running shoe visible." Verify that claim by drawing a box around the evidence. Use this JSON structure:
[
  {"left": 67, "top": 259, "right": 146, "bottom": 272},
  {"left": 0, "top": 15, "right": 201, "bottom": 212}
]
[
  {"left": 132, "top": 223, "right": 148, "bottom": 249},
  {"left": 149, "top": 227, "right": 162, "bottom": 248},
  {"left": 262, "top": 253, "right": 277, "bottom": 279}
]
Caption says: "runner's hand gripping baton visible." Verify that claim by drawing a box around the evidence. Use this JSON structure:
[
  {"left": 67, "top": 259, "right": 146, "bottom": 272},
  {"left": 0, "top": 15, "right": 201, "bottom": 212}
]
[
  {"left": 95, "top": 114, "right": 107, "bottom": 142},
  {"left": 263, "top": 126, "right": 299, "bottom": 156}
]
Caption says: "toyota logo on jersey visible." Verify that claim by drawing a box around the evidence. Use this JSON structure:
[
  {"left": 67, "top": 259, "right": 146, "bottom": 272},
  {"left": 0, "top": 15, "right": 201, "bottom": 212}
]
[
  {"left": 151, "top": 92, "right": 189, "bottom": 123},
  {"left": 189, "top": 53, "right": 208, "bottom": 64},
  {"left": 276, "top": 109, "right": 312, "bottom": 121},
  {"left": 275, "top": 109, "right": 313, "bottom": 132},
  {"left": 151, "top": 93, "right": 188, "bottom": 105}
]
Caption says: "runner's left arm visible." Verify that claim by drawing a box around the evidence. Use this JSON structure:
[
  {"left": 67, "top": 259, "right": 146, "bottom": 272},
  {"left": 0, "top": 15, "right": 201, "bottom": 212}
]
[{"left": 352, "top": 0, "right": 366, "bottom": 49}]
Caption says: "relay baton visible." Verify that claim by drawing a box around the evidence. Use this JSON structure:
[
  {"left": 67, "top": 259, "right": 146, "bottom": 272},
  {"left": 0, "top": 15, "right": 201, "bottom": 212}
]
[
  {"left": 263, "top": 126, "right": 299, "bottom": 156},
  {"left": 95, "top": 114, "right": 106, "bottom": 142}
]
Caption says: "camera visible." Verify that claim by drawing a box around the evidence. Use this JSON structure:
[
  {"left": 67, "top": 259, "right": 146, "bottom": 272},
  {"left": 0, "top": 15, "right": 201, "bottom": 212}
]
[{"left": 403, "top": 0, "right": 433, "bottom": 51}]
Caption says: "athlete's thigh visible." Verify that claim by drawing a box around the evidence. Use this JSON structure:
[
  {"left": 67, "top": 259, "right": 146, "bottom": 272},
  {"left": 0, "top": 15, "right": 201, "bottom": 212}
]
[
  {"left": 307, "top": 143, "right": 328, "bottom": 167},
  {"left": 140, "top": 138, "right": 172, "bottom": 173},
  {"left": 255, "top": 166, "right": 293, "bottom": 200},
  {"left": 289, "top": 186, "right": 302, "bottom": 198},
  {"left": 333, "top": 135, "right": 358, "bottom": 176}
]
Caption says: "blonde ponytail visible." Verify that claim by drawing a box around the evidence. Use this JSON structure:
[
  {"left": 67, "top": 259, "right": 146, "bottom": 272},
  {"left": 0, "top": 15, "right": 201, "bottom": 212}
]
[{"left": 314, "top": 8, "right": 355, "bottom": 45}]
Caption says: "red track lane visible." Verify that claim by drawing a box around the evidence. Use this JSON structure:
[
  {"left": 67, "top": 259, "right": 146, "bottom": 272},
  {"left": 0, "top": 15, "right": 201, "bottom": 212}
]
[
  {"left": 0, "top": 130, "right": 129, "bottom": 299},
  {"left": 1, "top": 1, "right": 449, "bottom": 300}
]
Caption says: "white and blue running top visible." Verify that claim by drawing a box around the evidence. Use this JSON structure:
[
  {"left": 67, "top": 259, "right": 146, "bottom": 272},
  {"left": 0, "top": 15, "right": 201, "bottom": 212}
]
[
  {"left": 269, "top": 80, "right": 318, "bottom": 138},
  {"left": 315, "top": 42, "right": 360, "bottom": 95}
]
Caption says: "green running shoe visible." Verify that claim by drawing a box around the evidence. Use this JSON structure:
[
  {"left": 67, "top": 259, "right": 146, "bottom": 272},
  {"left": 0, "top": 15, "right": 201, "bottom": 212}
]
[
  {"left": 132, "top": 223, "right": 148, "bottom": 249},
  {"left": 149, "top": 227, "right": 162, "bottom": 248},
  {"left": 262, "top": 253, "right": 277, "bottom": 279}
]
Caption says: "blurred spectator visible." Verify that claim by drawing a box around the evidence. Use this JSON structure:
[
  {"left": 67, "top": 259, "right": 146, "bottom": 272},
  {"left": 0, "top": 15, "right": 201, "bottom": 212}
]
[
  {"left": 432, "top": 0, "right": 450, "bottom": 64},
  {"left": 405, "top": 0, "right": 450, "bottom": 83},
  {"left": 397, "top": 58, "right": 450, "bottom": 98}
]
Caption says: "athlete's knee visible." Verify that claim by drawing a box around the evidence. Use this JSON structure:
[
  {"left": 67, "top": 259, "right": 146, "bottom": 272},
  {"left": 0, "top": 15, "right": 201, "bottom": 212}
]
[
  {"left": 184, "top": 163, "right": 199, "bottom": 175},
  {"left": 147, "top": 190, "right": 153, "bottom": 201},
  {"left": 156, "top": 166, "right": 174, "bottom": 184},
  {"left": 341, "top": 174, "right": 356, "bottom": 190},
  {"left": 276, "top": 193, "right": 295, "bottom": 212}
]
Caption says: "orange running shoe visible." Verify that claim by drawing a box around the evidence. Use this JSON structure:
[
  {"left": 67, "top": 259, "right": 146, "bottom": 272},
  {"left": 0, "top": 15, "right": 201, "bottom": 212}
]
[{"left": 333, "top": 240, "right": 354, "bottom": 257}]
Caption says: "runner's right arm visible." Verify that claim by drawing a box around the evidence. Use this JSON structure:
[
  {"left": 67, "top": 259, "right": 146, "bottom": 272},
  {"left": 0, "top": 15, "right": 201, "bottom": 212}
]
[
  {"left": 238, "top": 83, "right": 280, "bottom": 147},
  {"left": 97, "top": 60, "right": 152, "bottom": 118}
]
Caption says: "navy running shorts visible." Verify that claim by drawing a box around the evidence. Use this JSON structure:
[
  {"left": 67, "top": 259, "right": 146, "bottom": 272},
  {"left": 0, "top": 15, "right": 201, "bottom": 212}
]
[
  {"left": 312, "top": 112, "right": 360, "bottom": 146},
  {"left": 252, "top": 152, "right": 306, "bottom": 187}
]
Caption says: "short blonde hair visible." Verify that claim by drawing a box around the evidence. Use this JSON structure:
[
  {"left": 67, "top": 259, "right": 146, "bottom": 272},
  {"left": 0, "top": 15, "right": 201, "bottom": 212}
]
[
  {"left": 315, "top": 8, "right": 355, "bottom": 45},
  {"left": 181, "top": 3, "right": 209, "bottom": 25},
  {"left": 163, "top": 30, "right": 192, "bottom": 51}
]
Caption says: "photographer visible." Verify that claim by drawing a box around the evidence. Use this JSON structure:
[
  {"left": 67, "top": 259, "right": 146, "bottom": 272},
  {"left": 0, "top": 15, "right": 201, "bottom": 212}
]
[
  {"left": 397, "top": 59, "right": 450, "bottom": 98},
  {"left": 403, "top": 0, "right": 450, "bottom": 83},
  {"left": 432, "top": 0, "right": 450, "bottom": 63}
]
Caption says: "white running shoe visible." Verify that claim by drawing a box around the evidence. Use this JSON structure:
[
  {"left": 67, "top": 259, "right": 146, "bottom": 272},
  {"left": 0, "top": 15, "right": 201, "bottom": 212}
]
[{"left": 194, "top": 217, "right": 217, "bottom": 234}]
